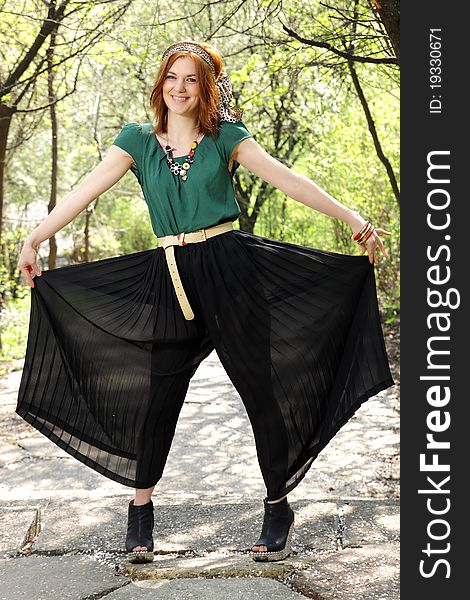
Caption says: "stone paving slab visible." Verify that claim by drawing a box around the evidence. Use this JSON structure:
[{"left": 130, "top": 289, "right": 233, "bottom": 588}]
[
  {"left": 0, "top": 541, "right": 399, "bottom": 600},
  {"left": 288, "top": 542, "right": 400, "bottom": 599},
  {"left": 107, "top": 576, "right": 306, "bottom": 599},
  {"left": 0, "top": 368, "right": 21, "bottom": 412},
  {"left": 122, "top": 552, "right": 297, "bottom": 580},
  {"left": 339, "top": 500, "right": 400, "bottom": 547},
  {"left": 0, "top": 554, "right": 129, "bottom": 600},
  {"left": 15, "top": 435, "right": 70, "bottom": 459},
  {"left": 29, "top": 498, "right": 339, "bottom": 555},
  {"left": 0, "top": 440, "right": 28, "bottom": 466},
  {"left": 1, "top": 497, "right": 399, "bottom": 558},
  {"left": 0, "top": 501, "right": 40, "bottom": 557},
  {"left": 0, "top": 456, "right": 132, "bottom": 503}
]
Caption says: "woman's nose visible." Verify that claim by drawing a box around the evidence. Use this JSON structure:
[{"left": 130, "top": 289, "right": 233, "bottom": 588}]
[{"left": 173, "top": 79, "right": 186, "bottom": 92}]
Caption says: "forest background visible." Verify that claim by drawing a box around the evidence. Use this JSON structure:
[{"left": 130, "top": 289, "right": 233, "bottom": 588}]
[{"left": 0, "top": 0, "right": 400, "bottom": 375}]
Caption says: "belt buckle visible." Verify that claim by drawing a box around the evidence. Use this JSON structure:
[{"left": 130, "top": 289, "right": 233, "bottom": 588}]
[
  {"left": 176, "top": 232, "right": 187, "bottom": 246},
  {"left": 201, "top": 228, "right": 207, "bottom": 242}
]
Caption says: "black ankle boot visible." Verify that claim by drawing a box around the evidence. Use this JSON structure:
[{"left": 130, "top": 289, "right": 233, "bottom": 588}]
[
  {"left": 125, "top": 499, "right": 155, "bottom": 563},
  {"left": 251, "top": 497, "right": 295, "bottom": 562}
]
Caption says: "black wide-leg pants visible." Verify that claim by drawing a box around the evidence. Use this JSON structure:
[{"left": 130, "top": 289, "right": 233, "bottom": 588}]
[{"left": 16, "top": 229, "right": 395, "bottom": 500}]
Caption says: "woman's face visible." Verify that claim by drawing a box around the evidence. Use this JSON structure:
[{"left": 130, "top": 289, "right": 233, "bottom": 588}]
[{"left": 162, "top": 56, "right": 200, "bottom": 118}]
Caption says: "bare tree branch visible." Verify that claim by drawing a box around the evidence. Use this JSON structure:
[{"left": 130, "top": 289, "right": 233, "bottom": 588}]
[
  {"left": 281, "top": 24, "right": 398, "bottom": 65},
  {"left": 346, "top": 1, "right": 399, "bottom": 205}
]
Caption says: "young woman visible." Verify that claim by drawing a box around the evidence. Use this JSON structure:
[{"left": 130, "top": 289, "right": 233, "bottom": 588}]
[{"left": 16, "top": 40, "right": 394, "bottom": 564}]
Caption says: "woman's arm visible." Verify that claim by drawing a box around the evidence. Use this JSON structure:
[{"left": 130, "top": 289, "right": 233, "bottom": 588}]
[
  {"left": 18, "top": 145, "right": 134, "bottom": 287},
  {"left": 232, "top": 138, "right": 390, "bottom": 263},
  {"left": 26, "top": 146, "right": 133, "bottom": 248}
]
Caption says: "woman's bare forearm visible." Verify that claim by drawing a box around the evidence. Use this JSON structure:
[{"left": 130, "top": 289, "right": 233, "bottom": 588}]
[
  {"left": 286, "top": 172, "right": 363, "bottom": 229},
  {"left": 235, "top": 140, "right": 364, "bottom": 230},
  {"left": 26, "top": 191, "right": 93, "bottom": 249},
  {"left": 24, "top": 146, "right": 133, "bottom": 249}
]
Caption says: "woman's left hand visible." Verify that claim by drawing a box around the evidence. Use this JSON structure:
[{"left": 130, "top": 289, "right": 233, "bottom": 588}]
[{"left": 349, "top": 216, "right": 392, "bottom": 265}]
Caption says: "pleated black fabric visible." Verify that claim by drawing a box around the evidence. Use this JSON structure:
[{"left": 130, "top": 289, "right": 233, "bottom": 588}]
[{"left": 16, "top": 229, "right": 394, "bottom": 500}]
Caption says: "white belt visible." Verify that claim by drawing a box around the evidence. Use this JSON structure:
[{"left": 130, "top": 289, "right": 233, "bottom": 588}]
[{"left": 157, "top": 221, "right": 234, "bottom": 320}]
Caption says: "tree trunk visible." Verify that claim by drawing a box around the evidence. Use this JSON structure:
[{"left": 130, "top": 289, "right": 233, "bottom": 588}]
[
  {"left": 47, "top": 33, "right": 58, "bottom": 270},
  {"left": 0, "top": 106, "right": 16, "bottom": 354},
  {"left": 369, "top": 0, "right": 400, "bottom": 61},
  {"left": 347, "top": 58, "right": 400, "bottom": 206},
  {"left": 0, "top": 106, "right": 15, "bottom": 251}
]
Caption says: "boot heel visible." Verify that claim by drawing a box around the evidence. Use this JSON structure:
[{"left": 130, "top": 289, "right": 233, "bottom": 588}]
[
  {"left": 251, "top": 497, "right": 294, "bottom": 562},
  {"left": 125, "top": 499, "right": 155, "bottom": 563}
]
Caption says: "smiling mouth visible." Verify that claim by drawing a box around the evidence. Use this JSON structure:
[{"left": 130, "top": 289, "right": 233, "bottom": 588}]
[{"left": 172, "top": 96, "right": 190, "bottom": 102}]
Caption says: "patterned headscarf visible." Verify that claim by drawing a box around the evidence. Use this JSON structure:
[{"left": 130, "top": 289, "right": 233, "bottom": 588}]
[{"left": 161, "top": 41, "right": 244, "bottom": 123}]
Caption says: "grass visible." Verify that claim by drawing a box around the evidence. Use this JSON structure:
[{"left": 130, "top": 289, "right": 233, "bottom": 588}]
[{"left": 0, "top": 289, "right": 30, "bottom": 378}]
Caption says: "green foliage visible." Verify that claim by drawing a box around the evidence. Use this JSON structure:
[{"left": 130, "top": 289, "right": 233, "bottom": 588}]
[
  {"left": 0, "top": 288, "right": 30, "bottom": 376},
  {"left": 1, "top": 0, "right": 400, "bottom": 370},
  {"left": 250, "top": 57, "right": 399, "bottom": 321},
  {"left": 94, "top": 194, "right": 156, "bottom": 256}
]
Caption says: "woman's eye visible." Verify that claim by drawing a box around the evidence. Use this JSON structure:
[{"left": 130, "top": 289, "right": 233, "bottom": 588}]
[{"left": 166, "top": 75, "right": 197, "bottom": 82}]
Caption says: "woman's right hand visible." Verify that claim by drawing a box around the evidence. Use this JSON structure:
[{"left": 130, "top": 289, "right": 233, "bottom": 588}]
[{"left": 18, "top": 241, "right": 42, "bottom": 288}]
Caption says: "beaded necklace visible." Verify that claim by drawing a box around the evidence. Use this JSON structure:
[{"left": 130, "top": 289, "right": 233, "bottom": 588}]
[{"left": 163, "top": 135, "right": 201, "bottom": 182}]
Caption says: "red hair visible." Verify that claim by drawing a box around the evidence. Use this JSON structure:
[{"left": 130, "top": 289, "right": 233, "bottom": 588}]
[{"left": 149, "top": 41, "right": 225, "bottom": 140}]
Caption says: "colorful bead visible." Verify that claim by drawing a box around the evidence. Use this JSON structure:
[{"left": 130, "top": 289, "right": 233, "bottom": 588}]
[{"left": 165, "top": 139, "right": 200, "bottom": 182}]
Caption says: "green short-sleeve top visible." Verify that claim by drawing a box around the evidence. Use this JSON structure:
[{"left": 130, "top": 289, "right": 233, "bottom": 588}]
[{"left": 111, "top": 120, "right": 254, "bottom": 238}]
